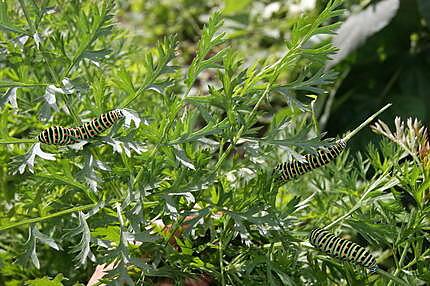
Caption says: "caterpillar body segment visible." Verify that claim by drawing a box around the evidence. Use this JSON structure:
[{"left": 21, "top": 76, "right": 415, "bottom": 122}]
[
  {"left": 272, "top": 104, "right": 392, "bottom": 183},
  {"left": 309, "top": 228, "right": 378, "bottom": 272},
  {"left": 37, "top": 126, "right": 79, "bottom": 145},
  {"left": 273, "top": 139, "right": 346, "bottom": 182},
  {"left": 38, "top": 109, "right": 124, "bottom": 145}
]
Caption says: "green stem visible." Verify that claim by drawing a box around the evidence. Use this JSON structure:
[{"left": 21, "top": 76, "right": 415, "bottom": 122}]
[
  {"left": 0, "top": 138, "right": 38, "bottom": 144},
  {"left": 387, "top": 242, "right": 410, "bottom": 286},
  {"left": 376, "top": 268, "right": 408, "bottom": 286},
  {"left": 214, "top": 126, "right": 244, "bottom": 170},
  {"left": 324, "top": 172, "right": 392, "bottom": 230},
  {"left": 214, "top": 77, "right": 274, "bottom": 170},
  {"left": 61, "top": 8, "right": 106, "bottom": 80},
  {"left": 0, "top": 82, "right": 49, "bottom": 88},
  {"left": 121, "top": 46, "right": 174, "bottom": 109},
  {"left": 319, "top": 68, "right": 350, "bottom": 130},
  {"left": 379, "top": 68, "right": 401, "bottom": 104},
  {"left": 64, "top": 93, "right": 82, "bottom": 125},
  {"left": 121, "top": 77, "right": 153, "bottom": 109},
  {"left": 323, "top": 204, "right": 360, "bottom": 230},
  {"left": 403, "top": 248, "right": 430, "bottom": 269},
  {"left": 342, "top": 103, "right": 391, "bottom": 142},
  {"left": 17, "top": 0, "right": 34, "bottom": 32},
  {"left": 0, "top": 204, "right": 96, "bottom": 231}
]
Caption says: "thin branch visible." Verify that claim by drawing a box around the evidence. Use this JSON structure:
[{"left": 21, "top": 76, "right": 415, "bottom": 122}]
[
  {"left": 324, "top": 172, "right": 395, "bottom": 230},
  {"left": 343, "top": 103, "right": 392, "bottom": 142},
  {"left": 376, "top": 268, "right": 409, "bottom": 286},
  {"left": 0, "top": 204, "right": 96, "bottom": 231},
  {"left": 0, "top": 138, "right": 38, "bottom": 144}
]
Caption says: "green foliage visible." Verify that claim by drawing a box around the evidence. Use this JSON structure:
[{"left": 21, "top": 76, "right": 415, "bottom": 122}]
[
  {"left": 25, "top": 274, "right": 64, "bottom": 286},
  {"left": 0, "top": 0, "right": 428, "bottom": 286}
]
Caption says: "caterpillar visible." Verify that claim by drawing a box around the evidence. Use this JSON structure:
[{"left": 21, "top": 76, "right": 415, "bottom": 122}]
[
  {"left": 309, "top": 228, "right": 378, "bottom": 272},
  {"left": 273, "top": 139, "right": 346, "bottom": 182},
  {"left": 38, "top": 109, "right": 124, "bottom": 145},
  {"left": 272, "top": 103, "right": 392, "bottom": 183}
]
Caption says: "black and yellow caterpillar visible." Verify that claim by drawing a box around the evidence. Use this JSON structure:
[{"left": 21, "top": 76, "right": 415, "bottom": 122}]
[
  {"left": 272, "top": 104, "right": 392, "bottom": 183},
  {"left": 309, "top": 228, "right": 378, "bottom": 272},
  {"left": 273, "top": 139, "right": 346, "bottom": 182},
  {"left": 38, "top": 109, "right": 124, "bottom": 145}
]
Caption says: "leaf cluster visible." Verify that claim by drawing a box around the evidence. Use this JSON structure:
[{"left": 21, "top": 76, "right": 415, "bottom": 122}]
[{"left": 0, "top": 1, "right": 428, "bottom": 286}]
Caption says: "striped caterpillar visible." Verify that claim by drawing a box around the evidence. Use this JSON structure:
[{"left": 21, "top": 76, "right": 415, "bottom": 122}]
[
  {"left": 273, "top": 104, "right": 392, "bottom": 183},
  {"left": 38, "top": 109, "right": 124, "bottom": 145},
  {"left": 309, "top": 228, "right": 378, "bottom": 272},
  {"left": 274, "top": 139, "right": 346, "bottom": 182}
]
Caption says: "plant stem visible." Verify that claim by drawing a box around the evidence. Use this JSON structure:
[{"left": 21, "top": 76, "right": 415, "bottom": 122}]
[
  {"left": 376, "top": 268, "right": 409, "bottom": 286},
  {"left": 403, "top": 248, "right": 430, "bottom": 269},
  {"left": 0, "top": 82, "right": 49, "bottom": 88},
  {"left": 0, "top": 138, "right": 38, "bottom": 144},
  {"left": 319, "top": 68, "right": 350, "bottom": 130},
  {"left": 0, "top": 204, "right": 96, "bottom": 231},
  {"left": 342, "top": 103, "right": 392, "bottom": 142},
  {"left": 387, "top": 241, "right": 410, "bottom": 286},
  {"left": 64, "top": 93, "right": 82, "bottom": 125},
  {"left": 324, "top": 172, "right": 393, "bottom": 230}
]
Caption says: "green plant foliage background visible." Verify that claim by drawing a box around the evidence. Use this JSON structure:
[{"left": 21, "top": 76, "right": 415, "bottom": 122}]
[{"left": 0, "top": 0, "right": 429, "bottom": 285}]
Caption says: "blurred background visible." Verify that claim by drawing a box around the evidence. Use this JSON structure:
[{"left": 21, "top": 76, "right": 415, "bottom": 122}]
[{"left": 116, "top": 0, "right": 429, "bottom": 148}]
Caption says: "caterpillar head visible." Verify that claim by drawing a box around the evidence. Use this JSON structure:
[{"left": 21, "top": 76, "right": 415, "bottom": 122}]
[
  {"left": 369, "top": 265, "right": 378, "bottom": 274},
  {"left": 337, "top": 139, "right": 347, "bottom": 149},
  {"left": 272, "top": 162, "right": 286, "bottom": 182},
  {"left": 114, "top": 108, "right": 125, "bottom": 118}
]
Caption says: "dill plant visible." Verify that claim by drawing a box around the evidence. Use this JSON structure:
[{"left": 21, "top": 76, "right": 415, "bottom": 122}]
[{"left": 0, "top": 1, "right": 428, "bottom": 285}]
